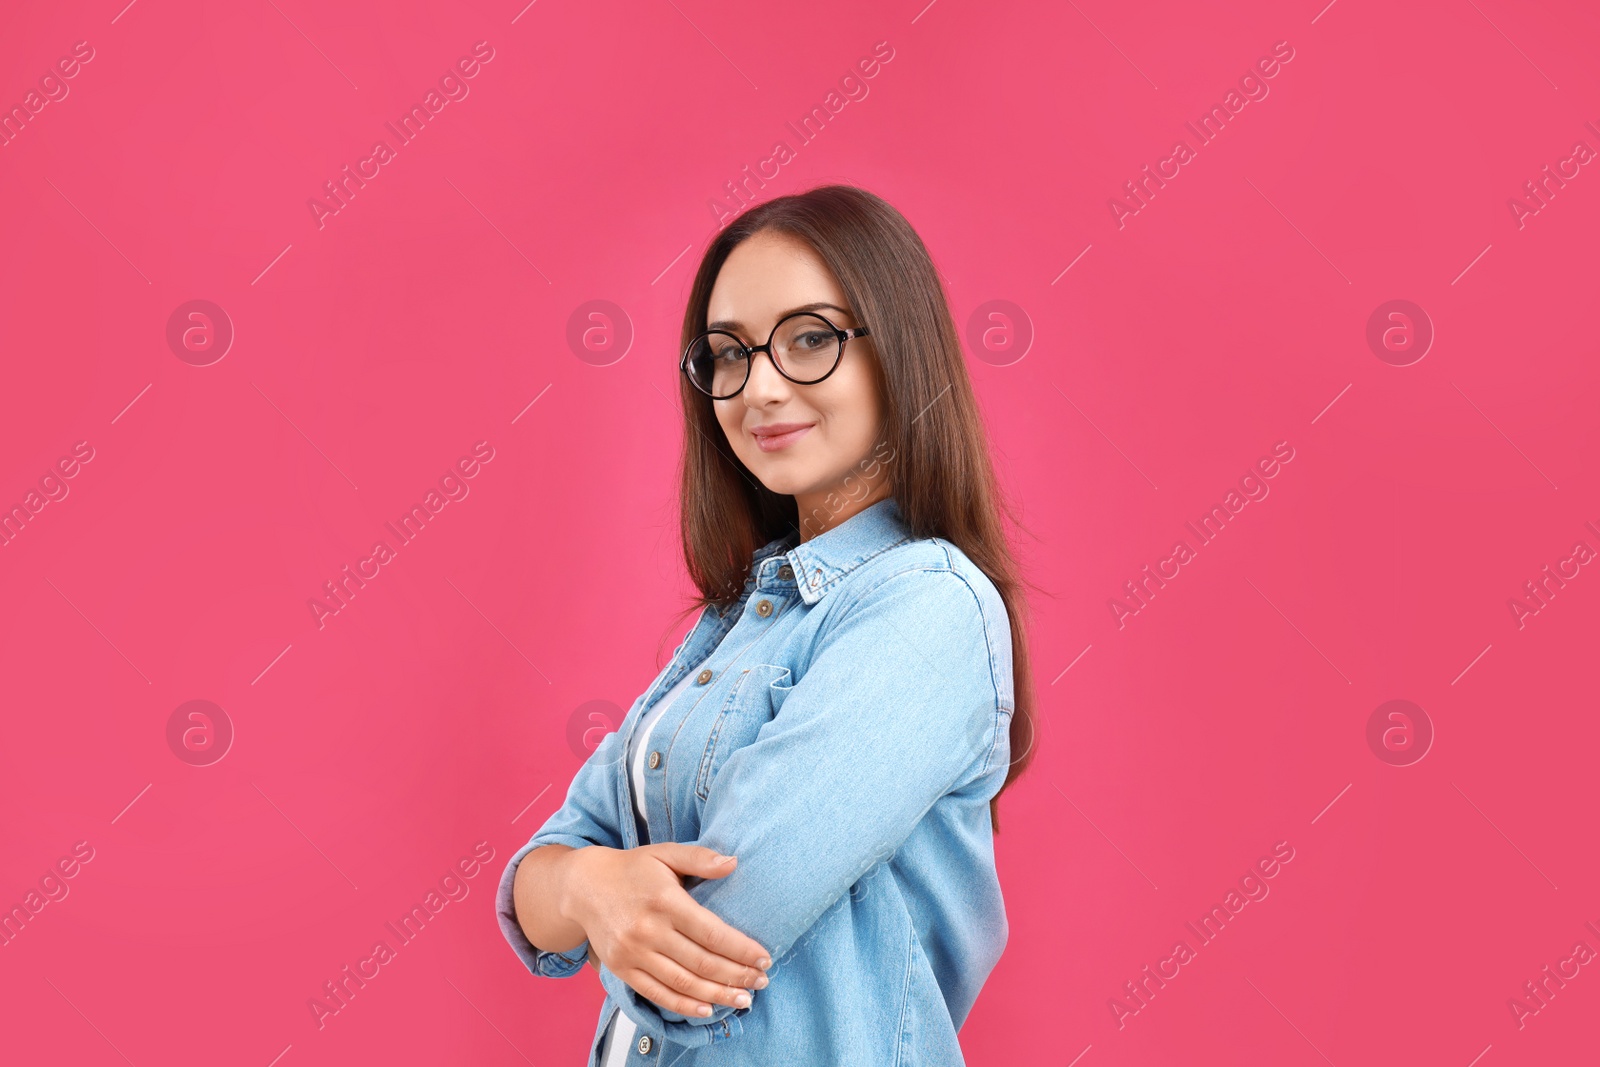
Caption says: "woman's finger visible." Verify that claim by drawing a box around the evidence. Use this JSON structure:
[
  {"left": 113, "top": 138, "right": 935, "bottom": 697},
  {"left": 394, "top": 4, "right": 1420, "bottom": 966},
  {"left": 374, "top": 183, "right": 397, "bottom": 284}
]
[
  {"left": 617, "top": 966, "right": 715, "bottom": 1019},
  {"left": 657, "top": 927, "right": 768, "bottom": 991},
  {"left": 636, "top": 950, "right": 754, "bottom": 1012},
  {"left": 667, "top": 895, "right": 772, "bottom": 972}
]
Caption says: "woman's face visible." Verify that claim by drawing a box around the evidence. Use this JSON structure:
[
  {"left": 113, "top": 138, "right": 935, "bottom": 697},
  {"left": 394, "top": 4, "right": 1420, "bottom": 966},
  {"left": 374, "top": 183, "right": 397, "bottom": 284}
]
[{"left": 704, "top": 229, "right": 890, "bottom": 540}]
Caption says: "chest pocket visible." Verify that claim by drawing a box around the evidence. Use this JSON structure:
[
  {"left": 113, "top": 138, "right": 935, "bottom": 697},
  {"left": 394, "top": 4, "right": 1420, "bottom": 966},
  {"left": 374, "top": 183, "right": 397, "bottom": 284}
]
[{"left": 695, "top": 662, "right": 793, "bottom": 801}]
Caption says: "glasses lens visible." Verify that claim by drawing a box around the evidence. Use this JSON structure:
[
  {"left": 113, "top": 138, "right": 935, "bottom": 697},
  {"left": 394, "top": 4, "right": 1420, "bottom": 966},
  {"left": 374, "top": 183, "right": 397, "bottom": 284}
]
[
  {"left": 685, "top": 332, "right": 747, "bottom": 397},
  {"left": 773, "top": 314, "right": 841, "bottom": 382}
]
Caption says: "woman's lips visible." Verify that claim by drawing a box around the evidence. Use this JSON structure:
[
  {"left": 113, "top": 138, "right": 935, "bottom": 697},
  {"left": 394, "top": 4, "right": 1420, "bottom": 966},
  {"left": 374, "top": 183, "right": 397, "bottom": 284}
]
[{"left": 752, "top": 424, "right": 814, "bottom": 452}]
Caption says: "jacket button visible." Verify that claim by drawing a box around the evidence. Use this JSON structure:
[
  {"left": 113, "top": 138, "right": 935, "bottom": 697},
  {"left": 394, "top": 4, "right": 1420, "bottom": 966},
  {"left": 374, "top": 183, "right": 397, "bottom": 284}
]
[
  {"left": 637, "top": 1034, "right": 652, "bottom": 1054},
  {"left": 648, "top": 751, "right": 661, "bottom": 770},
  {"left": 755, "top": 599, "right": 773, "bottom": 617},
  {"left": 696, "top": 668, "right": 713, "bottom": 684},
  {"left": 777, "top": 564, "right": 793, "bottom": 580}
]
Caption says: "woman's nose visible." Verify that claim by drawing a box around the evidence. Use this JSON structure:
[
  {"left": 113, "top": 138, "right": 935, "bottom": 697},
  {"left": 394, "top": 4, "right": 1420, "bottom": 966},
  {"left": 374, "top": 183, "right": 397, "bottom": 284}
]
[{"left": 742, "top": 348, "right": 788, "bottom": 399}]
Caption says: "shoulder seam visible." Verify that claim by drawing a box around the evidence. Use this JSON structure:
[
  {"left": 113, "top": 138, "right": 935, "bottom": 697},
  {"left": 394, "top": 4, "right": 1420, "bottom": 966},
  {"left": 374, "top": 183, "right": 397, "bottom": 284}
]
[{"left": 836, "top": 563, "right": 1009, "bottom": 720}]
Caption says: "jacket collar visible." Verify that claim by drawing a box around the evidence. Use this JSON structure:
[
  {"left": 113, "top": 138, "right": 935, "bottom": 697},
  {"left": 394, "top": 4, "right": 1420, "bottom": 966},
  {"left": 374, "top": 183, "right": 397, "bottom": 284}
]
[{"left": 745, "top": 496, "right": 914, "bottom": 607}]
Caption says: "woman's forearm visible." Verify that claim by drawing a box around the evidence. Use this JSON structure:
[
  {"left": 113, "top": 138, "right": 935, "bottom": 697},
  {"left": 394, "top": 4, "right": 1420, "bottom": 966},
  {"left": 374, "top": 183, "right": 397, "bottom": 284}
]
[{"left": 511, "top": 843, "right": 592, "bottom": 954}]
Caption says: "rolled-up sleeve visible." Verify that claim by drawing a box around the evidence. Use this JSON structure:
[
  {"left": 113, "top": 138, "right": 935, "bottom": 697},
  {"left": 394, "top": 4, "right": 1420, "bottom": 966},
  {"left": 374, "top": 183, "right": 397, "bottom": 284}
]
[
  {"left": 596, "top": 566, "right": 1010, "bottom": 1045},
  {"left": 496, "top": 724, "right": 629, "bottom": 978}
]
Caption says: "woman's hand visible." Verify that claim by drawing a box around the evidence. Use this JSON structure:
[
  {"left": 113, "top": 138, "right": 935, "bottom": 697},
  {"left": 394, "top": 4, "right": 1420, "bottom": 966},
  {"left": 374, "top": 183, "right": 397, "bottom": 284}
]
[{"left": 564, "top": 843, "right": 771, "bottom": 1018}]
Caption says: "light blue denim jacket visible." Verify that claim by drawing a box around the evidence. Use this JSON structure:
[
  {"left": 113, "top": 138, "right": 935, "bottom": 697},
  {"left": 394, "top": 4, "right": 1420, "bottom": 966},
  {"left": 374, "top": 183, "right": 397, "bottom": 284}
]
[{"left": 495, "top": 496, "right": 1014, "bottom": 1066}]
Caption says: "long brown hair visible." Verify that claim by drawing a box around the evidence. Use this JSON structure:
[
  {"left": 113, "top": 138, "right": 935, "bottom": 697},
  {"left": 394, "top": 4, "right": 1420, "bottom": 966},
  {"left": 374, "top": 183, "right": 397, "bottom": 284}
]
[{"left": 668, "top": 184, "right": 1039, "bottom": 833}]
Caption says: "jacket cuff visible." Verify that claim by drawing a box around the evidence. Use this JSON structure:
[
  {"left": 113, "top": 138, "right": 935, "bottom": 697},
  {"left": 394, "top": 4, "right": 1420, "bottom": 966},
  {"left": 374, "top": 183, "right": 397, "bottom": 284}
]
[
  {"left": 596, "top": 962, "right": 751, "bottom": 1046},
  {"left": 495, "top": 834, "right": 601, "bottom": 978}
]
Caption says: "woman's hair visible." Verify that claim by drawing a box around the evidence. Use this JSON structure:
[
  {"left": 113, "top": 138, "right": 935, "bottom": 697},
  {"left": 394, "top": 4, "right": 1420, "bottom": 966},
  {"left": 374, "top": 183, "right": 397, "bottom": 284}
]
[{"left": 668, "top": 183, "right": 1039, "bottom": 833}]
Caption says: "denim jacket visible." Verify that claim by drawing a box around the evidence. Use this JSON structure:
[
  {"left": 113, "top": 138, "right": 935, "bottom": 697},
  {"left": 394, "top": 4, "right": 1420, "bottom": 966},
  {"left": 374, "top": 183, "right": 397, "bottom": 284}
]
[{"left": 495, "top": 496, "right": 1014, "bottom": 1066}]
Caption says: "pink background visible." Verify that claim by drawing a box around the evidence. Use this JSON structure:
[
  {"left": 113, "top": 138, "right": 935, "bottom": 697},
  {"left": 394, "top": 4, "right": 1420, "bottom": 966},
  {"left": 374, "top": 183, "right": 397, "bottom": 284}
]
[{"left": 2, "top": 1, "right": 1597, "bottom": 1064}]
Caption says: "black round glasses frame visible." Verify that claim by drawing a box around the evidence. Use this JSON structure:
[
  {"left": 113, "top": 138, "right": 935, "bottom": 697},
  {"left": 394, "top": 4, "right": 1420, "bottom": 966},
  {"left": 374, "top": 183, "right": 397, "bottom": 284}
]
[{"left": 680, "top": 310, "right": 871, "bottom": 399}]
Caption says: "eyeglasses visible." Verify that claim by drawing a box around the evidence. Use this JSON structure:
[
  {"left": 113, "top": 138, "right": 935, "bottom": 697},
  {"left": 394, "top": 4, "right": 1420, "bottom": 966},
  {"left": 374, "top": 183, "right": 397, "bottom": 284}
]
[{"left": 681, "top": 310, "right": 871, "bottom": 399}]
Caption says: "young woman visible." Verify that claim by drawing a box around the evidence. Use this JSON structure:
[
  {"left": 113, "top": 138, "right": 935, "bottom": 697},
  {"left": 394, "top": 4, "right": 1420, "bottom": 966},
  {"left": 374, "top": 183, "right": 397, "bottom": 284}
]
[{"left": 495, "top": 184, "right": 1038, "bottom": 1066}]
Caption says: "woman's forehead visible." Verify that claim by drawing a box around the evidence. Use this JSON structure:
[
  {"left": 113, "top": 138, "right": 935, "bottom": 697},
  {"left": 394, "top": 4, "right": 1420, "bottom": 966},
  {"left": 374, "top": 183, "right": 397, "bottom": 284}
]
[{"left": 708, "top": 234, "right": 845, "bottom": 327}]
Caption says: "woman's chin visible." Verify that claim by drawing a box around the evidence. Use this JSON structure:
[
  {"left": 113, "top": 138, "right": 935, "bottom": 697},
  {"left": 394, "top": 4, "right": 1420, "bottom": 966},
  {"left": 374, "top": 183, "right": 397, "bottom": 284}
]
[
  {"left": 756, "top": 477, "right": 809, "bottom": 498},
  {"left": 748, "top": 464, "right": 818, "bottom": 497}
]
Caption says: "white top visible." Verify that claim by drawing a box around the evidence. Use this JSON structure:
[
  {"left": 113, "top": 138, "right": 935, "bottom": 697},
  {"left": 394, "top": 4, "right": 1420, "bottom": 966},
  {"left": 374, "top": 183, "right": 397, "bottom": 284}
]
[
  {"left": 629, "top": 665, "right": 700, "bottom": 827},
  {"left": 600, "top": 662, "right": 704, "bottom": 1067}
]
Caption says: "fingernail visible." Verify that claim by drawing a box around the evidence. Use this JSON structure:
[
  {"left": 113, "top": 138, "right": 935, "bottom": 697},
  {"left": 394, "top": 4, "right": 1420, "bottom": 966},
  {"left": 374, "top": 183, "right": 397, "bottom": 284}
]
[
  {"left": 755, "top": 975, "right": 769, "bottom": 989},
  {"left": 734, "top": 992, "right": 751, "bottom": 1008},
  {"left": 716, "top": 854, "right": 736, "bottom": 864},
  {"left": 698, "top": 1004, "right": 712, "bottom": 1016},
  {"left": 756, "top": 956, "right": 770, "bottom": 969}
]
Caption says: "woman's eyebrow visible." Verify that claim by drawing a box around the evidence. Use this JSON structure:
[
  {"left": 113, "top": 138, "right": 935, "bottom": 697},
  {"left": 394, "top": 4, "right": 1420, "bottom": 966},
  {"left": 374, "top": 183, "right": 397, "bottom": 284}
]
[{"left": 706, "top": 301, "right": 852, "bottom": 333}]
